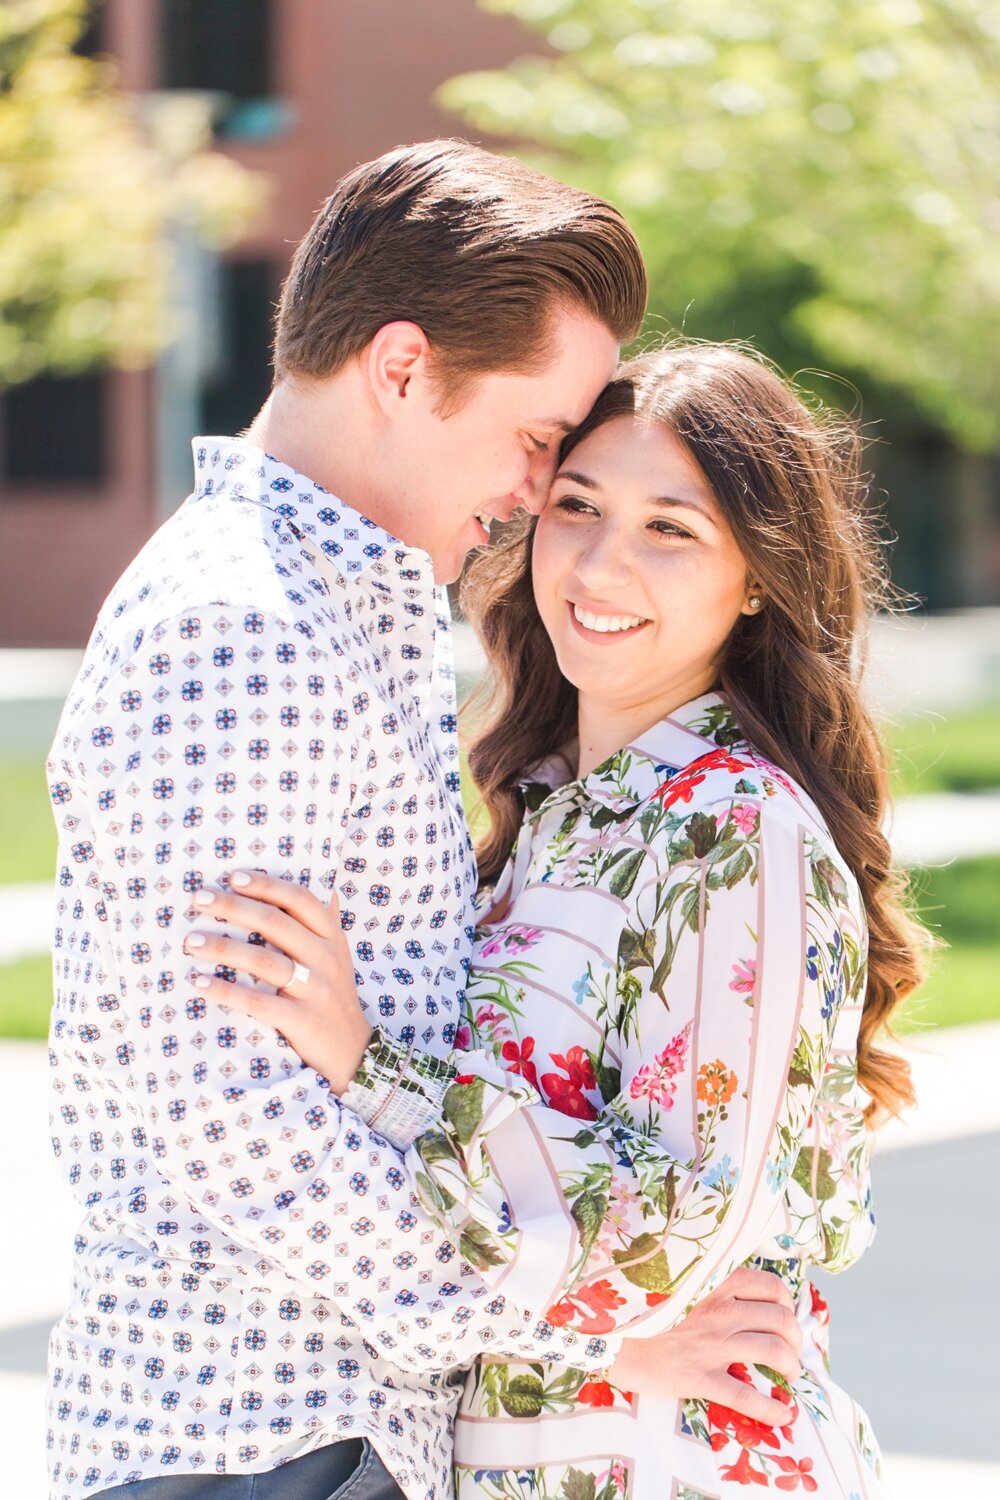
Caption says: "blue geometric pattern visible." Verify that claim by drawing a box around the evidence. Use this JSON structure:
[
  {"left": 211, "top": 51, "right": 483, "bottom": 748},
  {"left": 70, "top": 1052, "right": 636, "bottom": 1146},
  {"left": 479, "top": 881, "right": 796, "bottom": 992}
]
[{"left": 43, "top": 440, "right": 605, "bottom": 1500}]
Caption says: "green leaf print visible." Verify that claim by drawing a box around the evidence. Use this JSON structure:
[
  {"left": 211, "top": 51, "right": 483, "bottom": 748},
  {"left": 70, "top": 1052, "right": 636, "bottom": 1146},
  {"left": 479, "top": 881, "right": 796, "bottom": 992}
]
[
  {"left": 618, "top": 924, "right": 656, "bottom": 974},
  {"left": 594, "top": 1056, "right": 622, "bottom": 1103},
  {"left": 792, "top": 1144, "right": 838, "bottom": 1203},
  {"left": 459, "top": 1219, "right": 509, "bottom": 1270},
  {"left": 442, "top": 1075, "right": 487, "bottom": 1146},
  {"left": 680, "top": 881, "right": 703, "bottom": 933},
  {"left": 570, "top": 1188, "right": 606, "bottom": 1260},
  {"left": 500, "top": 1373, "right": 545, "bottom": 1418},
  {"left": 686, "top": 811, "right": 720, "bottom": 858},
  {"left": 607, "top": 848, "right": 646, "bottom": 899},
  {"left": 414, "top": 1168, "right": 459, "bottom": 1218},
  {"left": 612, "top": 1231, "right": 674, "bottom": 1293},
  {"left": 722, "top": 846, "right": 753, "bottom": 889},
  {"left": 653, "top": 1163, "right": 678, "bottom": 1221},
  {"left": 560, "top": 1468, "right": 597, "bottom": 1500},
  {"left": 812, "top": 853, "right": 849, "bottom": 907}
]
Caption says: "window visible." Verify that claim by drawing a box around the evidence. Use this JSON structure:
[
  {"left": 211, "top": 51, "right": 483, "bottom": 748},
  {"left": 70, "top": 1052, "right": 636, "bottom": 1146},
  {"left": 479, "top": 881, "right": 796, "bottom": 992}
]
[
  {"left": 0, "top": 374, "right": 107, "bottom": 486},
  {"left": 161, "top": 0, "right": 285, "bottom": 139},
  {"left": 201, "top": 260, "right": 276, "bottom": 437}
]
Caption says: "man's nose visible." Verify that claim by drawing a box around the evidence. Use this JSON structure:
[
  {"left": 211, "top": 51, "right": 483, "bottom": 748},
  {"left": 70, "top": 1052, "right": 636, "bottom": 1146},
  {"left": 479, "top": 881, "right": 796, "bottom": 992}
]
[{"left": 511, "top": 448, "right": 557, "bottom": 515}]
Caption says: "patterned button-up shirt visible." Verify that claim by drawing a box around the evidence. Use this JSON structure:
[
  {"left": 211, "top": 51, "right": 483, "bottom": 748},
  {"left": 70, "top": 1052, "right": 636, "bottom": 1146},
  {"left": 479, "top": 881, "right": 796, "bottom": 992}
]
[{"left": 44, "top": 439, "right": 612, "bottom": 1500}]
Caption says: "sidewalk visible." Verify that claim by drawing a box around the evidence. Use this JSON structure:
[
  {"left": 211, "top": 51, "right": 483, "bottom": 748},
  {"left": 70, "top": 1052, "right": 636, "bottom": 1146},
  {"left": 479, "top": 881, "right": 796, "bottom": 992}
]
[{"left": 1, "top": 1026, "right": 998, "bottom": 1498}]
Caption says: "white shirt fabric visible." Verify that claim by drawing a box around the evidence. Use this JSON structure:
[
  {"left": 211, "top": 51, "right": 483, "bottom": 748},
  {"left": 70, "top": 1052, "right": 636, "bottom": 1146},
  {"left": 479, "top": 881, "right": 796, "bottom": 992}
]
[{"left": 44, "top": 439, "right": 613, "bottom": 1500}]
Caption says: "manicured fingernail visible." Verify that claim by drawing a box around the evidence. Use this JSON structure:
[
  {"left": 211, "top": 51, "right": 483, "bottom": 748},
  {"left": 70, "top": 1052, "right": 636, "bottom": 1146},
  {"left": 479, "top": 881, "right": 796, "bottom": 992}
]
[
  {"left": 192, "top": 890, "right": 215, "bottom": 907},
  {"left": 192, "top": 976, "right": 212, "bottom": 990},
  {"left": 231, "top": 871, "right": 252, "bottom": 888},
  {"left": 185, "top": 934, "right": 206, "bottom": 949}
]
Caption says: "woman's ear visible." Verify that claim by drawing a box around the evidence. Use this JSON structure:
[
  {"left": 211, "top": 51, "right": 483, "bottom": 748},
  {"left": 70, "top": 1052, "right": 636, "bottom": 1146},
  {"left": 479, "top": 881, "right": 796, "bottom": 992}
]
[
  {"left": 365, "top": 321, "right": 433, "bottom": 419},
  {"left": 741, "top": 585, "right": 765, "bottom": 616}
]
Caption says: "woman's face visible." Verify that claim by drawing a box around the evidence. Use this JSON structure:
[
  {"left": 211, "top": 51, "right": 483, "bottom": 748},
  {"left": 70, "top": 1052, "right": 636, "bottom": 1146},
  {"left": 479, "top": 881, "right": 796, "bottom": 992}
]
[{"left": 532, "top": 414, "right": 756, "bottom": 726}]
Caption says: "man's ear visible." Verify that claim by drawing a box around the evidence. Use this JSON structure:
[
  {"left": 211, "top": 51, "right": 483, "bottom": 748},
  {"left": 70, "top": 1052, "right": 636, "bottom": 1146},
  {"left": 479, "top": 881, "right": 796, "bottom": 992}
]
[{"left": 365, "top": 321, "right": 433, "bottom": 419}]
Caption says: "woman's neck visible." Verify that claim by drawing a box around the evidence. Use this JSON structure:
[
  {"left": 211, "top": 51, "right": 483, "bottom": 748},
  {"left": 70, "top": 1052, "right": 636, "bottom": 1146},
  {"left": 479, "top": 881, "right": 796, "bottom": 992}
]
[{"left": 575, "top": 676, "right": 717, "bottom": 778}]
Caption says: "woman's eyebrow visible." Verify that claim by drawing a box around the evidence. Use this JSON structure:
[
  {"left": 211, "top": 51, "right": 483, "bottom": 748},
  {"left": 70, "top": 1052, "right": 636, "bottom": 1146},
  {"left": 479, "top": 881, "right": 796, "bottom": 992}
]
[
  {"left": 555, "top": 468, "right": 718, "bottom": 524},
  {"left": 555, "top": 468, "right": 600, "bottom": 488}
]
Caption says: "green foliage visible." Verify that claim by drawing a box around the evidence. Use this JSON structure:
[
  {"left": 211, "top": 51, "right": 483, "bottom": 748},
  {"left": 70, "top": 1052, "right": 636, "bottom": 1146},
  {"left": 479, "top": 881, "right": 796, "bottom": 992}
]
[
  {"left": 0, "top": 0, "right": 262, "bottom": 383},
  {"left": 446, "top": 0, "right": 1000, "bottom": 446}
]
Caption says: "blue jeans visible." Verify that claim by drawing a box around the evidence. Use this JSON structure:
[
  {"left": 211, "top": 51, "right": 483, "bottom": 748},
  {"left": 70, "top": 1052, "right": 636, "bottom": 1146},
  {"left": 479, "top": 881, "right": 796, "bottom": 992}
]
[{"left": 94, "top": 1439, "right": 403, "bottom": 1500}]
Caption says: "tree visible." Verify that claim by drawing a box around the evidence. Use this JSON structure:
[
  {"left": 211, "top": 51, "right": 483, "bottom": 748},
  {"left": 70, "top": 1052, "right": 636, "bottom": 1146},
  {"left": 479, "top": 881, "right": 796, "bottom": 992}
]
[
  {"left": 442, "top": 0, "right": 1000, "bottom": 448},
  {"left": 0, "top": 0, "right": 262, "bottom": 384}
]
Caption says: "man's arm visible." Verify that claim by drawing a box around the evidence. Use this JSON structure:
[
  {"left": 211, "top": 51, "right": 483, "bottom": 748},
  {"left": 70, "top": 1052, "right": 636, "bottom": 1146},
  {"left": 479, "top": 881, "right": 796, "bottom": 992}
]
[{"left": 66, "top": 605, "right": 618, "bottom": 1374}]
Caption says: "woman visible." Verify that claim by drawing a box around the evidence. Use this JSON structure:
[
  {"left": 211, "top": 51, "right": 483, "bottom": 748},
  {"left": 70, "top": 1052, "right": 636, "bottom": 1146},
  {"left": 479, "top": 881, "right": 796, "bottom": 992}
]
[{"left": 188, "top": 344, "right": 925, "bottom": 1497}]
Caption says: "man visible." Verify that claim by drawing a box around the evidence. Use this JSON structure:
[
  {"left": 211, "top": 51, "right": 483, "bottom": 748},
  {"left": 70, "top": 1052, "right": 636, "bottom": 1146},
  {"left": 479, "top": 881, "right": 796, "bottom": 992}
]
[{"left": 46, "top": 141, "right": 797, "bottom": 1500}]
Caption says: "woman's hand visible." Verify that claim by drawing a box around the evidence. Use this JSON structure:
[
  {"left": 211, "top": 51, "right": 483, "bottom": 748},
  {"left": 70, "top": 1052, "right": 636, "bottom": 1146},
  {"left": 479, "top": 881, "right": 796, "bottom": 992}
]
[
  {"left": 184, "top": 870, "right": 372, "bottom": 1093},
  {"left": 608, "top": 1266, "right": 803, "bottom": 1425}
]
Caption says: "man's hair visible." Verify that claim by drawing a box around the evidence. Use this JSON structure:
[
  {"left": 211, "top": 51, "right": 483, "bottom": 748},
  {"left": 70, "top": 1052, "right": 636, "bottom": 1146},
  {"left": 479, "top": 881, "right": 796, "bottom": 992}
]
[{"left": 273, "top": 139, "right": 647, "bottom": 403}]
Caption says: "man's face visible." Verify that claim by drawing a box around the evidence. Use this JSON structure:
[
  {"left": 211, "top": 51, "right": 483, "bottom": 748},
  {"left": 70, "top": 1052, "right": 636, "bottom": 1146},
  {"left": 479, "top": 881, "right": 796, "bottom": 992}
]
[{"left": 383, "top": 308, "right": 619, "bottom": 583}]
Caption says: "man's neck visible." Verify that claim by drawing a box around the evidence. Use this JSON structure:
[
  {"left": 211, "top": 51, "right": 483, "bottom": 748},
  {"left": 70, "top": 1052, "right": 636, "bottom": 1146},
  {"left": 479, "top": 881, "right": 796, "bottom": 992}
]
[{"left": 242, "top": 373, "right": 391, "bottom": 530}]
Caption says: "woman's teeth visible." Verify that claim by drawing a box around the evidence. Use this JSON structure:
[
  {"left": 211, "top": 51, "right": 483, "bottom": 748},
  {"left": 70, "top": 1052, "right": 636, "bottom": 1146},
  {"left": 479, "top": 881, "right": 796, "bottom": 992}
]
[{"left": 573, "top": 604, "right": 647, "bottom": 633}]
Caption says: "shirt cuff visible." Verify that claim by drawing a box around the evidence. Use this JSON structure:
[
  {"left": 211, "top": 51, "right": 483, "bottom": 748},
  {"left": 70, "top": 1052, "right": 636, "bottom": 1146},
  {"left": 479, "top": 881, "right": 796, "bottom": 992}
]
[{"left": 340, "top": 1026, "right": 456, "bottom": 1149}]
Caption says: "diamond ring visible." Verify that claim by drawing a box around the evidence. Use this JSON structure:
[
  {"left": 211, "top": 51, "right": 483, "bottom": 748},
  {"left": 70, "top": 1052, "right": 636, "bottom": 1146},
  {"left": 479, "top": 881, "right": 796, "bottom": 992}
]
[{"left": 286, "top": 960, "right": 311, "bottom": 990}]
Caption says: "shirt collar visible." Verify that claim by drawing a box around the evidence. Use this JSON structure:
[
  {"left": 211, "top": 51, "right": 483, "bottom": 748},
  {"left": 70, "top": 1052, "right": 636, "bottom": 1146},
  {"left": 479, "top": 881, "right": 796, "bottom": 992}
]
[
  {"left": 522, "top": 691, "right": 749, "bottom": 818},
  {"left": 190, "top": 436, "right": 435, "bottom": 594}
]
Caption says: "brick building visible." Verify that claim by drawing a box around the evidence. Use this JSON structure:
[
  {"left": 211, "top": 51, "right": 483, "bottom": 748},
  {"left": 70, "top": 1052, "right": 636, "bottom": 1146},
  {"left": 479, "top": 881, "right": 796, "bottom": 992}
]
[{"left": 0, "top": 0, "right": 530, "bottom": 645}]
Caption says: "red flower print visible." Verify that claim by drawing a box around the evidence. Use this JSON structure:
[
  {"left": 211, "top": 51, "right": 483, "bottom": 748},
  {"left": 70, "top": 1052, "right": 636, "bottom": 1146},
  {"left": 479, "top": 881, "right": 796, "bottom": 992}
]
[
  {"left": 774, "top": 1456, "right": 818, "bottom": 1492},
  {"left": 574, "top": 1278, "right": 626, "bottom": 1333},
  {"left": 653, "top": 748, "right": 753, "bottom": 810},
  {"left": 706, "top": 1365, "right": 782, "bottom": 1455},
  {"left": 809, "top": 1282, "right": 829, "bottom": 1322},
  {"left": 718, "top": 1447, "right": 769, "bottom": 1486},
  {"left": 541, "top": 1045, "right": 599, "bottom": 1120},
  {"left": 654, "top": 770, "right": 707, "bottom": 809},
  {"left": 577, "top": 1379, "right": 616, "bottom": 1408},
  {"left": 454, "top": 1074, "right": 476, "bottom": 1085},
  {"left": 544, "top": 1279, "right": 626, "bottom": 1335},
  {"left": 544, "top": 1296, "right": 576, "bottom": 1327},
  {"left": 501, "top": 1036, "right": 539, "bottom": 1090}
]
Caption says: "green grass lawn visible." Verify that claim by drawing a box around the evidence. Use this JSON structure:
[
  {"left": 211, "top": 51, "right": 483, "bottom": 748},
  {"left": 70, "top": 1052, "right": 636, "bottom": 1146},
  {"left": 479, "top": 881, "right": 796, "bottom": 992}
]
[
  {"left": 885, "top": 703, "right": 1000, "bottom": 798},
  {"left": 0, "top": 757, "right": 55, "bottom": 885}
]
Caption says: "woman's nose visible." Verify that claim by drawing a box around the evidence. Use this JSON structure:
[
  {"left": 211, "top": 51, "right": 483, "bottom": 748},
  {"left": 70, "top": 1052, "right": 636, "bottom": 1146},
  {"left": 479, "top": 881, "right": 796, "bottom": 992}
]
[{"left": 573, "top": 528, "right": 631, "bottom": 589}]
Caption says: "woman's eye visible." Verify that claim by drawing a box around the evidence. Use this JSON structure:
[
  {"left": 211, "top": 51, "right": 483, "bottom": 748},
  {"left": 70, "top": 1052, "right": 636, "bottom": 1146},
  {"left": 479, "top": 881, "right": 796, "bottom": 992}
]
[
  {"left": 554, "top": 496, "right": 597, "bottom": 516},
  {"left": 649, "top": 519, "right": 693, "bottom": 540}
]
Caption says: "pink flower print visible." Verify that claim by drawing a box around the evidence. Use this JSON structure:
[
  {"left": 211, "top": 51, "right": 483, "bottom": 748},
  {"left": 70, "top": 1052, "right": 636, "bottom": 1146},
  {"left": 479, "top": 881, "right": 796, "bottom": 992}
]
[
  {"left": 504, "top": 924, "right": 542, "bottom": 952},
  {"left": 730, "top": 958, "right": 756, "bottom": 994},
  {"left": 628, "top": 1022, "right": 692, "bottom": 1109},
  {"left": 728, "top": 802, "right": 759, "bottom": 835},
  {"left": 479, "top": 931, "right": 507, "bottom": 958},
  {"left": 473, "top": 1003, "right": 512, "bottom": 1045},
  {"left": 606, "top": 1180, "right": 640, "bottom": 1231},
  {"left": 611, "top": 1462, "right": 628, "bottom": 1492},
  {"left": 454, "top": 1023, "right": 471, "bottom": 1050}
]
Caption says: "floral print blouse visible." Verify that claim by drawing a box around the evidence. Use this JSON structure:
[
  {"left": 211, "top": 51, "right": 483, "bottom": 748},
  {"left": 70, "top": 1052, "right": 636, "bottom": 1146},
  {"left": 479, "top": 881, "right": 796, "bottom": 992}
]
[
  {"left": 345, "top": 692, "right": 883, "bottom": 1493},
  {"left": 347, "top": 691, "right": 875, "bottom": 1315}
]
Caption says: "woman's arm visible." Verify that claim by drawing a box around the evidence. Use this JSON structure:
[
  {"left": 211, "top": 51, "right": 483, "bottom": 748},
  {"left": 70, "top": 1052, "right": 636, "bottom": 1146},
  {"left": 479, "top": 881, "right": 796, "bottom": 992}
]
[{"left": 195, "top": 792, "right": 868, "bottom": 1344}]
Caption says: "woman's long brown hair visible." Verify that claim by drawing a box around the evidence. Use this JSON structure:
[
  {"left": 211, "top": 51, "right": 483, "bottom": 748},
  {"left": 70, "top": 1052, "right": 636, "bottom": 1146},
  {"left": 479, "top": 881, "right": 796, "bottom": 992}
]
[{"left": 460, "top": 342, "right": 927, "bottom": 1123}]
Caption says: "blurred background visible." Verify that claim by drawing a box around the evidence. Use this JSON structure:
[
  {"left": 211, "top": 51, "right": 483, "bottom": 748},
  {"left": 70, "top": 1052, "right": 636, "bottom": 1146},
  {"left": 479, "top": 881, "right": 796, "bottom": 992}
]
[{"left": 0, "top": 1, "right": 998, "bottom": 1495}]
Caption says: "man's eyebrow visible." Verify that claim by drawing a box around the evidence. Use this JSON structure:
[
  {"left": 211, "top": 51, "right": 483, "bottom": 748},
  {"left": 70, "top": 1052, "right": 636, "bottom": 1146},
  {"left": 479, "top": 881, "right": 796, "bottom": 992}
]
[{"left": 540, "top": 419, "right": 575, "bottom": 436}]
